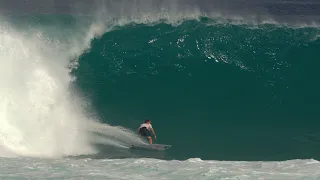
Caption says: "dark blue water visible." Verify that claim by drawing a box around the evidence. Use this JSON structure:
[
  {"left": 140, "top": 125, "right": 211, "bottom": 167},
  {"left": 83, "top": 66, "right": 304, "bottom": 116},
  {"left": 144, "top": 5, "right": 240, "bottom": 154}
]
[
  {"left": 72, "top": 19, "right": 320, "bottom": 160},
  {"left": 3, "top": 0, "right": 320, "bottom": 161}
]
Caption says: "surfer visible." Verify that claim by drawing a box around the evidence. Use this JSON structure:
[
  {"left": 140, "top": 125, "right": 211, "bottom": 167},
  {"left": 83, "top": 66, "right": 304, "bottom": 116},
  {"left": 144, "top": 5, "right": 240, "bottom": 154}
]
[{"left": 137, "top": 120, "right": 157, "bottom": 144}]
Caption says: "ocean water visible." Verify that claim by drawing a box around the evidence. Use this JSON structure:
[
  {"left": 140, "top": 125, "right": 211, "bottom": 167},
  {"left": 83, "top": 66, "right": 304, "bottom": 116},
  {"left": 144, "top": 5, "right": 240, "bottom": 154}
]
[{"left": 0, "top": 0, "right": 320, "bottom": 179}]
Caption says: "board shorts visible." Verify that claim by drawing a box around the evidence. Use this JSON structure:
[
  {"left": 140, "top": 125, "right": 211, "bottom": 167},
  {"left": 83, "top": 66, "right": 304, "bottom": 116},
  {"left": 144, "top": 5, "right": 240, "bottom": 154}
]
[{"left": 138, "top": 127, "right": 151, "bottom": 137}]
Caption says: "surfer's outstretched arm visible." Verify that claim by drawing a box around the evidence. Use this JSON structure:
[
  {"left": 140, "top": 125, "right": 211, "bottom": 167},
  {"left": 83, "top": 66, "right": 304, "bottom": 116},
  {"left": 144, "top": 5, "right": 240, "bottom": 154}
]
[{"left": 151, "top": 128, "right": 156, "bottom": 140}]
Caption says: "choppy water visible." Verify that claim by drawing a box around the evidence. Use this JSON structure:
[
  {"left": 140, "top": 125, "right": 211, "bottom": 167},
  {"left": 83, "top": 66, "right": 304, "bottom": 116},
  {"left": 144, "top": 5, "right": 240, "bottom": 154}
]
[{"left": 1, "top": 158, "right": 319, "bottom": 180}]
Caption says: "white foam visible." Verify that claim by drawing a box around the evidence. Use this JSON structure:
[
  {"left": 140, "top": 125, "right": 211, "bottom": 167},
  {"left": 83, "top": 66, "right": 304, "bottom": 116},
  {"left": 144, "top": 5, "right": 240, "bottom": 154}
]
[
  {"left": 0, "top": 157, "right": 318, "bottom": 179},
  {"left": 0, "top": 16, "right": 142, "bottom": 158}
]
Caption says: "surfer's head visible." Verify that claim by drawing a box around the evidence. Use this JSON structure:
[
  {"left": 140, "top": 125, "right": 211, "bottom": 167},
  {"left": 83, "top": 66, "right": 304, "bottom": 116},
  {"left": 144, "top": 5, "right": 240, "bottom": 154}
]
[{"left": 145, "top": 119, "right": 151, "bottom": 124}]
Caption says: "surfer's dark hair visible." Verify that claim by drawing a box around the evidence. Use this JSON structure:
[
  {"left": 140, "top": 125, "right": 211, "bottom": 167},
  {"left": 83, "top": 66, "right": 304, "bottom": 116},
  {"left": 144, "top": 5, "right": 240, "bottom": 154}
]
[{"left": 145, "top": 120, "right": 151, "bottom": 123}]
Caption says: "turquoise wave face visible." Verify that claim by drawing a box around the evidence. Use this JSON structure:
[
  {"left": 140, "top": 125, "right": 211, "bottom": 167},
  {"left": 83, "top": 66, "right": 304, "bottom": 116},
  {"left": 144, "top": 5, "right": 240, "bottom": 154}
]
[{"left": 72, "top": 18, "right": 320, "bottom": 160}]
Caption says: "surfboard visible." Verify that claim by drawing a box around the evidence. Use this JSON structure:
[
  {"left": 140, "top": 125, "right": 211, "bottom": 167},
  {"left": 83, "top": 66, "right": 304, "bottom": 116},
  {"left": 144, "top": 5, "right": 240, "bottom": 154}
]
[{"left": 130, "top": 144, "right": 171, "bottom": 151}]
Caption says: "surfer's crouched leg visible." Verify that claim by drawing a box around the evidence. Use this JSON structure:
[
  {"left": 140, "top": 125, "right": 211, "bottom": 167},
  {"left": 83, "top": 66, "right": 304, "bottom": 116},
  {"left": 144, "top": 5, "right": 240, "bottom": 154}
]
[{"left": 147, "top": 136, "right": 152, "bottom": 144}]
